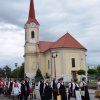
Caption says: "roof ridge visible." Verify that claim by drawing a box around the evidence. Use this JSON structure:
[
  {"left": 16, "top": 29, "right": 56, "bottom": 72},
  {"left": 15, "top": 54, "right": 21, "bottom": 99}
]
[
  {"left": 39, "top": 41, "right": 54, "bottom": 43},
  {"left": 66, "top": 33, "right": 86, "bottom": 49},
  {"left": 50, "top": 33, "right": 86, "bottom": 50}
]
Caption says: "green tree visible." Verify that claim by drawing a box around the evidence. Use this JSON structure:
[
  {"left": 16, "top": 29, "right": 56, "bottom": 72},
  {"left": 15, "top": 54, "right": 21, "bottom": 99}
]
[
  {"left": 18, "top": 63, "right": 24, "bottom": 78},
  {"left": 0, "top": 68, "right": 4, "bottom": 77},
  {"left": 77, "top": 69, "right": 86, "bottom": 75},
  {"left": 97, "top": 65, "right": 100, "bottom": 74},
  {"left": 10, "top": 63, "right": 24, "bottom": 78},
  {"left": 10, "top": 69, "right": 18, "bottom": 78},
  {"left": 3, "top": 65, "right": 11, "bottom": 78},
  {"left": 35, "top": 68, "right": 43, "bottom": 81},
  {"left": 87, "top": 69, "right": 97, "bottom": 75}
]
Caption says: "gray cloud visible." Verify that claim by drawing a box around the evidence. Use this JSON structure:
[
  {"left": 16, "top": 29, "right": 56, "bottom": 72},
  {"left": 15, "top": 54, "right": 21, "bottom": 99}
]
[{"left": 0, "top": 0, "right": 100, "bottom": 68}]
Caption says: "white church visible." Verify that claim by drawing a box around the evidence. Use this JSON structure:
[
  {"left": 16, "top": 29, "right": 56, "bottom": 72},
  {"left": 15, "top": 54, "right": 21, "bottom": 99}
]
[{"left": 24, "top": 0, "right": 87, "bottom": 80}]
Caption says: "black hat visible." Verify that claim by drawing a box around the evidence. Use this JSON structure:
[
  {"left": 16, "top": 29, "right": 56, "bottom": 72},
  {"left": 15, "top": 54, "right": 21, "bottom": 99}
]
[
  {"left": 25, "top": 76, "right": 28, "bottom": 78},
  {"left": 41, "top": 77, "right": 44, "bottom": 80}
]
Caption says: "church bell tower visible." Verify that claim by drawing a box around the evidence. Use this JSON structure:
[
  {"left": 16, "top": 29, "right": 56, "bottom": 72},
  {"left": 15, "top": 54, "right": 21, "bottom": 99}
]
[{"left": 24, "top": 0, "right": 40, "bottom": 78}]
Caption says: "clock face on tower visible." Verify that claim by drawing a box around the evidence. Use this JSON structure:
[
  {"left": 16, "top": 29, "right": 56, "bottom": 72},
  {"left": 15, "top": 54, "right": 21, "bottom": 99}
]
[{"left": 31, "top": 23, "right": 36, "bottom": 28}]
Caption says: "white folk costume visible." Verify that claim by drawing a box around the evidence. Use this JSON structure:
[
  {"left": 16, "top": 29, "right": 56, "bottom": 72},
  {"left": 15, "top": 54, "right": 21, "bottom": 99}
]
[
  {"left": 18, "top": 82, "right": 21, "bottom": 93},
  {"left": 12, "top": 82, "right": 19, "bottom": 96},
  {"left": 80, "top": 81, "right": 90, "bottom": 100},
  {"left": 74, "top": 83, "right": 82, "bottom": 100}
]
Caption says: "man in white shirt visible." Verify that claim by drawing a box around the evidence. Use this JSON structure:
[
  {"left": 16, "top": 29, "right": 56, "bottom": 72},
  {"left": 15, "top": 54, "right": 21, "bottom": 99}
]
[
  {"left": 43, "top": 79, "right": 52, "bottom": 100},
  {"left": 51, "top": 78, "right": 58, "bottom": 100},
  {"left": 57, "top": 77, "right": 67, "bottom": 100},
  {"left": 38, "top": 78, "right": 44, "bottom": 100},
  {"left": 68, "top": 78, "right": 75, "bottom": 100}
]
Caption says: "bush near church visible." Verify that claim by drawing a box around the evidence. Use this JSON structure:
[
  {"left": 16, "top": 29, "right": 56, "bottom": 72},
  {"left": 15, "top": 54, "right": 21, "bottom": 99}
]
[
  {"left": 45, "top": 73, "right": 50, "bottom": 79},
  {"left": 77, "top": 69, "right": 86, "bottom": 75}
]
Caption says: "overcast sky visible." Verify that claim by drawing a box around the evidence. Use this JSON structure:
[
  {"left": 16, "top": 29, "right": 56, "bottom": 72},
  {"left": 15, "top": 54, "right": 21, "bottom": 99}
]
[{"left": 0, "top": 0, "right": 100, "bottom": 68}]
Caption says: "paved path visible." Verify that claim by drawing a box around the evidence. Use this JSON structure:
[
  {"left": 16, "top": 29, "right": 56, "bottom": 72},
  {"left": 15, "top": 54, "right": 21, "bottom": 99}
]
[
  {"left": 0, "top": 89, "right": 99, "bottom": 100},
  {"left": 0, "top": 94, "right": 99, "bottom": 100}
]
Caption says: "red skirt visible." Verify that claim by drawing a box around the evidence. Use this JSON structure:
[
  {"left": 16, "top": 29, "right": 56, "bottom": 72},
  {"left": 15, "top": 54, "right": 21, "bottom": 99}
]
[{"left": 29, "top": 88, "right": 33, "bottom": 93}]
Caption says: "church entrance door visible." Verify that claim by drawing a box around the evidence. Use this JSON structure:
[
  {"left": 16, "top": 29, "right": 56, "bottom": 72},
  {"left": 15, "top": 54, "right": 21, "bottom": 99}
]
[{"left": 72, "top": 71, "right": 77, "bottom": 80}]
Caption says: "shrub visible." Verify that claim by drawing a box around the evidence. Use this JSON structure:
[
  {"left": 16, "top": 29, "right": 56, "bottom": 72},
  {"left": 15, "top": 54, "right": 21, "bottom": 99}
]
[
  {"left": 87, "top": 69, "right": 97, "bottom": 75},
  {"left": 77, "top": 69, "right": 86, "bottom": 75},
  {"left": 45, "top": 73, "right": 50, "bottom": 78},
  {"left": 97, "top": 66, "right": 100, "bottom": 74},
  {"left": 35, "top": 68, "right": 43, "bottom": 82}
]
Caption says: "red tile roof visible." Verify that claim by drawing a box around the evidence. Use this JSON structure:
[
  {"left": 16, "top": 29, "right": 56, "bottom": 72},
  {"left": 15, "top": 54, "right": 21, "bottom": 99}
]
[
  {"left": 27, "top": 0, "right": 39, "bottom": 25},
  {"left": 38, "top": 41, "right": 54, "bottom": 52},
  {"left": 51, "top": 33, "right": 86, "bottom": 49},
  {"left": 38, "top": 33, "right": 86, "bottom": 52}
]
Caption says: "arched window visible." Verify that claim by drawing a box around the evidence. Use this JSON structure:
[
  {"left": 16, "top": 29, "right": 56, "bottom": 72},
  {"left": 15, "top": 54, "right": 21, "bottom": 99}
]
[
  {"left": 48, "top": 60, "right": 50, "bottom": 69},
  {"left": 72, "top": 58, "right": 75, "bottom": 67},
  {"left": 31, "top": 31, "right": 34, "bottom": 38}
]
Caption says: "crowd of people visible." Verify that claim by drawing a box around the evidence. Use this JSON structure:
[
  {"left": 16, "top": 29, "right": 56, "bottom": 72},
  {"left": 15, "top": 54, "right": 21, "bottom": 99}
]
[
  {"left": 0, "top": 76, "right": 100, "bottom": 100},
  {"left": 0, "top": 77, "right": 35, "bottom": 100},
  {"left": 38, "top": 77, "right": 90, "bottom": 100}
]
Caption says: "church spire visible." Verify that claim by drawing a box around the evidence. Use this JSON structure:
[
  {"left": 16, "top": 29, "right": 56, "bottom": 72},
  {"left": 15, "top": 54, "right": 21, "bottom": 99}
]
[{"left": 27, "top": 0, "right": 39, "bottom": 25}]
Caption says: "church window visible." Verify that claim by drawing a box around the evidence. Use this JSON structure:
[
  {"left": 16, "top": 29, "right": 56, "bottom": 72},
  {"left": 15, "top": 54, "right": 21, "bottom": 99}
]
[
  {"left": 48, "top": 60, "right": 50, "bottom": 69},
  {"left": 72, "top": 58, "right": 75, "bottom": 67},
  {"left": 31, "top": 31, "right": 34, "bottom": 38}
]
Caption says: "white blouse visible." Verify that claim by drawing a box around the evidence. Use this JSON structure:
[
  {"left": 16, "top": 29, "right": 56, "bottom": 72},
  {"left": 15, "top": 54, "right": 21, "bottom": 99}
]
[{"left": 80, "top": 81, "right": 86, "bottom": 88}]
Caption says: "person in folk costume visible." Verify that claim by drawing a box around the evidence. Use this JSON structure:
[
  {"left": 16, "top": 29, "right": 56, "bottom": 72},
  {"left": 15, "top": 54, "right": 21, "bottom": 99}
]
[
  {"left": 4, "top": 78, "right": 9, "bottom": 96},
  {"left": 68, "top": 78, "right": 75, "bottom": 100},
  {"left": 19, "top": 79, "right": 27, "bottom": 100},
  {"left": 57, "top": 77, "right": 67, "bottom": 100},
  {"left": 0, "top": 78, "right": 5, "bottom": 95},
  {"left": 74, "top": 79, "right": 82, "bottom": 100},
  {"left": 18, "top": 80, "right": 22, "bottom": 100},
  {"left": 12, "top": 80, "right": 20, "bottom": 99},
  {"left": 31, "top": 79, "right": 36, "bottom": 98},
  {"left": 8, "top": 78, "right": 14, "bottom": 98},
  {"left": 24, "top": 76, "right": 30, "bottom": 100},
  {"left": 44, "top": 79, "right": 52, "bottom": 100},
  {"left": 29, "top": 79, "right": 33, "bottom": 99},
  {"left": 51, "top": 78, "right": 58, "bottom": 100},
  {"left": 38, "top": 78, "right": 44, "bottom": 100},
  {"left": 80, "top": 77, "right": 90, "bottom": 100}
]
